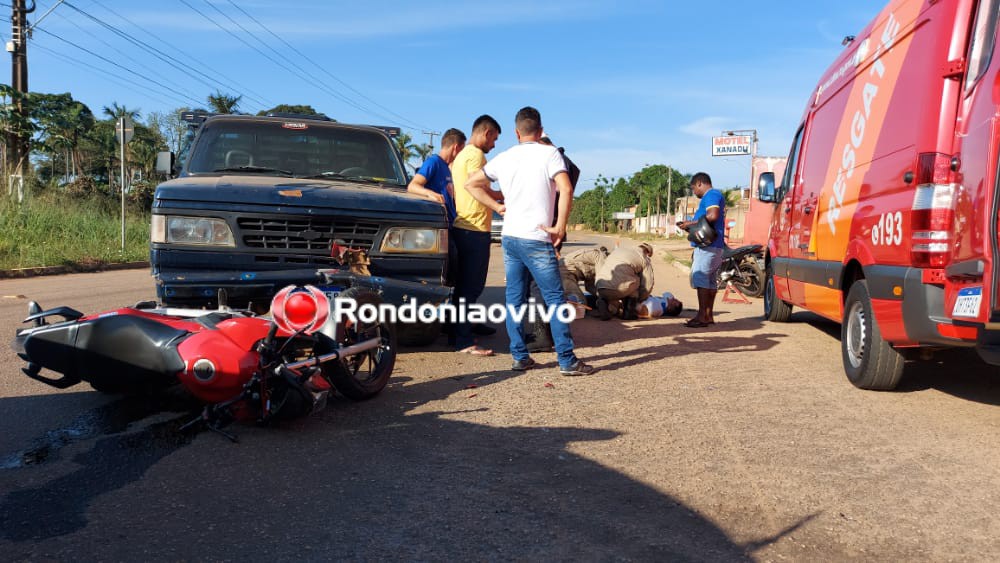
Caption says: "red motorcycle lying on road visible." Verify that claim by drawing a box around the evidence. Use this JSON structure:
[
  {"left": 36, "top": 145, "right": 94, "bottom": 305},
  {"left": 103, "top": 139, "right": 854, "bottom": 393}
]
[{"left": 12, "top": 272, "right": 400, "bottom": 440}]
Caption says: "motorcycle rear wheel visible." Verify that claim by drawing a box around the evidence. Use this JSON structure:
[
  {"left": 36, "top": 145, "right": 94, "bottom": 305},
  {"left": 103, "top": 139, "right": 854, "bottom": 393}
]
[
  {"left": 733, "top": 261, "right": 765, "bottom": 297},
  {"left": 324, "top": 288, "right": 397, "bottom": 400}
]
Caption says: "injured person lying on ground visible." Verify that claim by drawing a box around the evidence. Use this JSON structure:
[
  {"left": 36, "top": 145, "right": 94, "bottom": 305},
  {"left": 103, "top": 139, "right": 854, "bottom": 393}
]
[{"left": 594, "top": 243, "right": 656, "bottom": 320}]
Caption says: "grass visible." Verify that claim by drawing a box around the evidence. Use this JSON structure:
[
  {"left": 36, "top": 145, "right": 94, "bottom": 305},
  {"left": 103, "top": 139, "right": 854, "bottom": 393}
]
[{"left": 0, "top": 191, "right": 150, "bottom": 270}]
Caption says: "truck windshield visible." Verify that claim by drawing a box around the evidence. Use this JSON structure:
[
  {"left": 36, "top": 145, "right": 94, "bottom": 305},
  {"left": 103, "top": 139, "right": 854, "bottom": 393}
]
[{"left": 185, "top": 120, "right": 407, "bottom": 186}]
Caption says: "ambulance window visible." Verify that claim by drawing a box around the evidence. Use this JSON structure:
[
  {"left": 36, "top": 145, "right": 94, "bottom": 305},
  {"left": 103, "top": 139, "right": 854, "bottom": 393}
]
[
  {"left": 782, "top": 125, "right": 805, "bottom": 191},
  {"left": 965, "top": 0, "right": 1000, "bottom": 91}
]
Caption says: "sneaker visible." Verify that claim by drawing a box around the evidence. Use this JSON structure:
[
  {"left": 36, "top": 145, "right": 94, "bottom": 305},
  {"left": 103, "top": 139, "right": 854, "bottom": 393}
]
[
  {"left": 511, "top": 357, "right": 537, "bottom": 371},
  {"left": 560, "top": 360, "right": 596, "bottom": 376}
]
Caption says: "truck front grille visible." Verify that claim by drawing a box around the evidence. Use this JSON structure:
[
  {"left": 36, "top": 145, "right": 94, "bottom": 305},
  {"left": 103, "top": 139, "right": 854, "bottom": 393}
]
[{"left": 238, "top": 216, "right": 380, "bottom": 253}]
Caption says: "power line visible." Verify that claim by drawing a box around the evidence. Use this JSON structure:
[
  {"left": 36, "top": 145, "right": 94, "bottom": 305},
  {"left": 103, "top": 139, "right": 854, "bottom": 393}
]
[
  {"left": 224, "top": 0, "right": 429, "bottom": 131},
  {"left": 183, "top": 0, "right": 382, "bottom": 121},
  {"left": 186, "top": 0, "right": 422, "bottom": 129},
  {"left": 30, "top": 25, "right": 204, "bottom": 106},
  {"left": 60, "top": 1, "right": 270, "bottom": 111},
  {"left": 87, "top": 0, "right": 275, "bottom": 111},
  {"left": 47, "top": 5, "right": 187, "bottom": 92},
  {"left": 32, "top": 42, "right": 189, "bottom": 108}
]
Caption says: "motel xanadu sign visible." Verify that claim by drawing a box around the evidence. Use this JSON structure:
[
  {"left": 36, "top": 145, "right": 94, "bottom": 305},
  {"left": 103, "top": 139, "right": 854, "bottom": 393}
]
[{"left": 712, "top": 135, "right": 752, "bottom": 156}]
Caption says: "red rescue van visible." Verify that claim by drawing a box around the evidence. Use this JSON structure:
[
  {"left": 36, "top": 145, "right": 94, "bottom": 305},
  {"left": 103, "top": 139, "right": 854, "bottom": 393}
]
[{"left": 759, "top": 0, "right": 1000, "bottom": 389}]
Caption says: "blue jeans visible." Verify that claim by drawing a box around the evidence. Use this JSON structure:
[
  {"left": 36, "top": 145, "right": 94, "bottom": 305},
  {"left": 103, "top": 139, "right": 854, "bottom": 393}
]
[
  {"left": 452, "top": 227, "right": 491, "bottom": 349},
  {"left": 502, "top": 235, "right": 578, "bottom": 369}
]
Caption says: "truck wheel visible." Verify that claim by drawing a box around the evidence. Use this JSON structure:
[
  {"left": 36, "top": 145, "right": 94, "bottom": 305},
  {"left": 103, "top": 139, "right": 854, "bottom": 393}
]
[
  {"left": 842, "top": 280, "right": 904, "bottom": 390},
  {"left": 323, "top": 288, "right": 396, "bottom": 400},
  {"left": 763, "top": 262, "right": 792, "bottom": 322},
  {"left": 396, "top": 320, "right": 440, "bottom": 347}
]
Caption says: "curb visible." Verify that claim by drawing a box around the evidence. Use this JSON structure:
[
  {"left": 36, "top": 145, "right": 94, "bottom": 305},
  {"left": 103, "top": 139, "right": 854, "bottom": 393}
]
[{"left": 0, "top": 261, "right": 150, "bottom": 280}]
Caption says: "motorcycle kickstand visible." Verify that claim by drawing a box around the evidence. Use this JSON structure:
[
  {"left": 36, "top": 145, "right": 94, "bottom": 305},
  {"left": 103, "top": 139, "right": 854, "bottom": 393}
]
[
  {"left": 206, "top": 423, "right": 239, "bottom": 444},
  {"left": 179, "top": 407, "right": 240, "bottom": 443}
]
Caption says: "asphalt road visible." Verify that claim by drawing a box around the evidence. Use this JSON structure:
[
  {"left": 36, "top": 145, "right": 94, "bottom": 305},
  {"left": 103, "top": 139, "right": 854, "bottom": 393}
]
[{"left": 2, "top": 235, "right": 1000, "bottom": 561}]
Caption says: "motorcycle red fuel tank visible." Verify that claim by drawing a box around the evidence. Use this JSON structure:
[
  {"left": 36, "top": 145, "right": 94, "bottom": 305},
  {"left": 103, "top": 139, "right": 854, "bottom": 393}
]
[{"left": 176, "top": 316, "right": 272, "bottom": 403}]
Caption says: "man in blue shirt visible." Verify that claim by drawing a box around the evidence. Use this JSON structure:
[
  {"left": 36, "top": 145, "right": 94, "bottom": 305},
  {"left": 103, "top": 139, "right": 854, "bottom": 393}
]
[
  {"left": 677, "top": 172, "right": 725, "bottom": 328},
  {"left": 407, "top": 128, "right": 466, "bottom": 224}
]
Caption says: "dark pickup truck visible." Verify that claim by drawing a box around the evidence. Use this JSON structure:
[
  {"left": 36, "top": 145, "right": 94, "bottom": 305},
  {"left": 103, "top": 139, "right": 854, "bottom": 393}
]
[{"left": 151, "top": 113, "right": 450, "bottom": 344}]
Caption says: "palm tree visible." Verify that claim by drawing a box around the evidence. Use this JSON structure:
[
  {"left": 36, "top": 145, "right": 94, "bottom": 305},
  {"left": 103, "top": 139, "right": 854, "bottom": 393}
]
[
  {"left": 102, "top": 102, "right": 141, "bottom": 121},
  {"left": 207, "top": 91, "right": 242, "bottom": 114},
  {"left": 394, "top": 132, "right": 417, "bottom": 171},
  {"left": 414, "top": 142, "right": 433, "bottom": 163}
]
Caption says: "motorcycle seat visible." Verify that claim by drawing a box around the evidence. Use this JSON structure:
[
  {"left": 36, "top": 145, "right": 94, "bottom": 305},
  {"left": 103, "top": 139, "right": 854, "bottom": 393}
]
[{"left": 723, "top": 244, "right": 763, "bottom": 259}]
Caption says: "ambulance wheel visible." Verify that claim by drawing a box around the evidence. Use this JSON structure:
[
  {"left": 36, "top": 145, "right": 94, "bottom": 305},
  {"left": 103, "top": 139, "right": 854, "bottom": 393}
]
[
  {"left": 323, "top": 288, "right": 396, "bottom": 400},
  {"left": 763, "top": 262, "right": 792, "bottom": 322},
  {"left": 842, "top": 280, "right": 904, "bottom": 390}
]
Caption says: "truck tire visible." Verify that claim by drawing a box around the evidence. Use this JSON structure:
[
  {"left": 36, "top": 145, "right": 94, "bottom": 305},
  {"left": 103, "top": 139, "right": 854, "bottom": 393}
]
[
  {"left": 763, "top": 262, "right": 792, "bottom": 322},
  {"left": 842, "top": 280, "right": 904, "bottom": 390},
  {"left": 396, "top": 320, "right": 440, "bottom": 347},
  {"left": 323, "top": 288, "right": 396, "bottom": 400}
]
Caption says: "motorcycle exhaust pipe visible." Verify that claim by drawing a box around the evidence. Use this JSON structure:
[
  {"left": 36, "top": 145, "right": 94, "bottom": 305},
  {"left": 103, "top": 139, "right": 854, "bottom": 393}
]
[{"left": 283, "top": 337, "right": 384, "bottom": 371}]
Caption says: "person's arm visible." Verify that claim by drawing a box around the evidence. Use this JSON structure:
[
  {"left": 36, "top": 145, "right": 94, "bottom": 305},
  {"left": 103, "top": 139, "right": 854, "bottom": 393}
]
[
  {"left": 407, "top": 173, "right": 444, "bottom": 204},
  {"left": 464, "top": 169, "right": 506, "bottom": 215},
  {"left": 540, "top": 171, "right": 572, "bottom": 247}
]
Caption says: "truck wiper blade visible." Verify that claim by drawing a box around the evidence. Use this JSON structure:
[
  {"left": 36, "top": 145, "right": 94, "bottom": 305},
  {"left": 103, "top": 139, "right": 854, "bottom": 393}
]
[
  {"left": 300, "top": 171, "right": 349, "bottom": 180},
  {"left": 300, "top": 172, "right": 403, "bottom": 186},
  {"left": 213, "top": 166, "right": 293, "bottom": 176}
]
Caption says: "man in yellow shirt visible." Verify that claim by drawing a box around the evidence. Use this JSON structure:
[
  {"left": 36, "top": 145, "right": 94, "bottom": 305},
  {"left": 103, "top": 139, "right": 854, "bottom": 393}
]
[{"left": 451, "top": 115, "right": 502, "bottom": 355}]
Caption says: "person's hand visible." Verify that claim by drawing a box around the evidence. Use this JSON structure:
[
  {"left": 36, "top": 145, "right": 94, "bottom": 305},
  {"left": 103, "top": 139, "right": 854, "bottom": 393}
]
[
  {"left": 428, "top": 192, "right": 445, "bottom": 205},
  {"left": 540, "top": 224, "right": 566, "bottom": 247},
  {"left": 496, "top": 204, "right": 506, "bottom": 217}
]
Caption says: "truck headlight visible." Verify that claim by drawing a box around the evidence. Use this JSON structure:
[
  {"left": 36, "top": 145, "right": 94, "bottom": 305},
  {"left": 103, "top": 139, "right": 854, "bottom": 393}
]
[
  {"left": 151, "top": 215, "right": 235, "bottom": 247},
  {"left": 380, "top": 227, "right": 446, "bottom": 254}
]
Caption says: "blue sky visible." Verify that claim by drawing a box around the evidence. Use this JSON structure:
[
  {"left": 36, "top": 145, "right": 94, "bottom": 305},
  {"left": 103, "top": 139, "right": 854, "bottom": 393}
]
[{"left": 12, "top": 1, "right": 882, "bottom": 191}]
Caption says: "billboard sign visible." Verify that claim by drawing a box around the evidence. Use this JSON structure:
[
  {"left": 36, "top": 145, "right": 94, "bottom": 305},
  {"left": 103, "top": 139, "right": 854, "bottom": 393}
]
[{"left": 712, "top": 135, "right": 752, "bottom": 156}]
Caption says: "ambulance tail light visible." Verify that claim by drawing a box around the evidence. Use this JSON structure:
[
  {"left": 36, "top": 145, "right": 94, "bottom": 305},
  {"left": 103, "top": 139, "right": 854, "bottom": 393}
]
[{"left": 910, "top": 153, "right": 956, "bottom": 268}]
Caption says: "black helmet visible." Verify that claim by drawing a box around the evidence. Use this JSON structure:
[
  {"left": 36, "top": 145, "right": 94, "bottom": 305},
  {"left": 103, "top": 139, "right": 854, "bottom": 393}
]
[{"left": 686, "top": 216, "right": 717, "bottom": 247}]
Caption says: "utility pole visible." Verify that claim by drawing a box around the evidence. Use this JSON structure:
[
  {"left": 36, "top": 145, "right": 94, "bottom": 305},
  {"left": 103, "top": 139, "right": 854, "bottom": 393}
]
[
  {"left": 423, "top": 130, "right": 440, "bottom": 150},
  {"left": 7, "top": 0, "right": 35, "bottom": 178},
  {"left": 666, "top": 168, "right": 672, "bottom": 233}
]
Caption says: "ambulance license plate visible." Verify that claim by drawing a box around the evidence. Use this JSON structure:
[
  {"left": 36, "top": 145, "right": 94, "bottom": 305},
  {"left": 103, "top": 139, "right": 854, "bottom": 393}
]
[{"left": 952, "top": 286, "right": 982, "bottom": 318}]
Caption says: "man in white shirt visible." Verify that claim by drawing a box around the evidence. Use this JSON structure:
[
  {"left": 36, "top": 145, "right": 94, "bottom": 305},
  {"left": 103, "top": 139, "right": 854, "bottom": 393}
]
[{"left": 464, "top": 107, "right": 595, "bottom": 376}]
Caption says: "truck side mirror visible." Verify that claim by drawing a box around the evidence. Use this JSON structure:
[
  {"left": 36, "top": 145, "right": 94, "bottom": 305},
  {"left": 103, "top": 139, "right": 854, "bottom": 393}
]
[
  {"left": 758, "top": 172, "right": 777, "bottom": 203},
  {"left": 156, "top": 151, "right": 175, "bottom": 176}
]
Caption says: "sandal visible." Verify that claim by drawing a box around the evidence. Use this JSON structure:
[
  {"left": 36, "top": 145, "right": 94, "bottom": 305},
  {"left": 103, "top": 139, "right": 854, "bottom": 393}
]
[
  {"left": 684, "top": 319, "right": 710, "bottom": 328},
  {"left": 458, "top": 345, "right": 495, "bottom": 357}
]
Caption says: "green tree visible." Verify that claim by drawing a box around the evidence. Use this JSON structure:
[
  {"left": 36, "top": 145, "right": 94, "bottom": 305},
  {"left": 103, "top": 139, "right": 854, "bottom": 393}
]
[
  {"left": 206, "top": 91, "right": 242, "bottom": 114},
  {"left": 30, "top": 92, "right": 95, "bottom": 181},
  {"left": 147, "top": 107, "right": 191, "bottom": 154},
  {"left": 0, "top": 84, "right": 37, "bottom": 179},
  {"left": 256, "top": 104, "right": 324, "bottom": 117},
  {"left": 102, "top": 102, "right": 141, "bottom": 121},
  {"left": 394, "top": 132, "right": 417, "bottom": 171},
  {"left": 571, "top": 174, "right": 615, "bottom": 231},
  {"left": 414, "top": 142, "right": 433, "bottom": 164}
]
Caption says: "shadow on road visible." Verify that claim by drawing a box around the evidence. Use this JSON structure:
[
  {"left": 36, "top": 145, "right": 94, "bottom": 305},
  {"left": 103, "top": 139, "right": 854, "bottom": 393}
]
[{"left": 0, "top": 361, "right": 811, "bottom": 559}]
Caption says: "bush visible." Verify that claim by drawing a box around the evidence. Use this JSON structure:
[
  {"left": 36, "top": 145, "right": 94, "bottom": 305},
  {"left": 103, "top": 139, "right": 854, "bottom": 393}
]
[{"left": 0, "top": 190, "right": 150, "bottom": 269}]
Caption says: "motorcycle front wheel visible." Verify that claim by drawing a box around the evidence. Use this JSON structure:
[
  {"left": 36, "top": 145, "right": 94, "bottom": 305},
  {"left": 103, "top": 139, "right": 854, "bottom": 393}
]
[{"left": 323, "top": 288, "right": 397, "bottom": 400}]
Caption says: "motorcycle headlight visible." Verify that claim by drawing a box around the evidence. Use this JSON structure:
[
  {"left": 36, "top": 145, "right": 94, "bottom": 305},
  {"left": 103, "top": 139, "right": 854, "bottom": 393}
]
[
  {"left": 379, "top": 227, "right": 446, "bottom": 254},
  {"left": 151, "top": 215, "right": 235, "bottom": 247}
]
